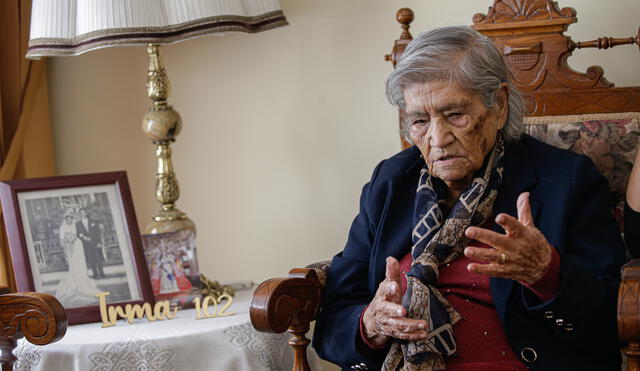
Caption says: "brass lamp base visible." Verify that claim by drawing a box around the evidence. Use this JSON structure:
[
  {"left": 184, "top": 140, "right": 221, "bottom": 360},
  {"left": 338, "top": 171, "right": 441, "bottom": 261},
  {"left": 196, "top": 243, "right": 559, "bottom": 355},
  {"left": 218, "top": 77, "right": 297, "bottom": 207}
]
[
  {"left": 146, "top": 203, "right": 195, "bottom": 234},
  {"left": 146, "top": 212, "right": 195, "bottom": 234}
]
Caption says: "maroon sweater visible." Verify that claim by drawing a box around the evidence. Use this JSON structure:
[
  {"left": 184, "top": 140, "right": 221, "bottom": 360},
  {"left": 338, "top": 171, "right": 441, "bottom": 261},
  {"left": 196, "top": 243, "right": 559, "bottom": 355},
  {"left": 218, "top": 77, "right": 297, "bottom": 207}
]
[{"left": 359, "top": 237, "right": 560, "bottom": 370}]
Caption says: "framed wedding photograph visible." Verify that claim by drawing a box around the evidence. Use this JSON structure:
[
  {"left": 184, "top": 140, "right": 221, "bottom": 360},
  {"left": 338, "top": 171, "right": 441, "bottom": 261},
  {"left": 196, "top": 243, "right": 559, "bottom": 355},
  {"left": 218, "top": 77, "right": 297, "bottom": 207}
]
[{"left": 0, "top": 171, "right": 154, "bottom": 325}]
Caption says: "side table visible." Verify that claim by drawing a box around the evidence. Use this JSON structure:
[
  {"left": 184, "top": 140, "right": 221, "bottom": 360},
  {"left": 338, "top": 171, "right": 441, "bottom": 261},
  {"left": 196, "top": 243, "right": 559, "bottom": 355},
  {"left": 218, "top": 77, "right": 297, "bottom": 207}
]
[{"left": 12, "top": 288, "right": 322, "bottom": 370}]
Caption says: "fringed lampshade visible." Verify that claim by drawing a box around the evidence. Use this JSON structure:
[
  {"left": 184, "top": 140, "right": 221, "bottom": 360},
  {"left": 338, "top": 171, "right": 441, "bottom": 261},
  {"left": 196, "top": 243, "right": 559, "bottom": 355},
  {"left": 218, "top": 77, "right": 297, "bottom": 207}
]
[{"left": 27, "top": 0, "right": 288, "bottom": 58}]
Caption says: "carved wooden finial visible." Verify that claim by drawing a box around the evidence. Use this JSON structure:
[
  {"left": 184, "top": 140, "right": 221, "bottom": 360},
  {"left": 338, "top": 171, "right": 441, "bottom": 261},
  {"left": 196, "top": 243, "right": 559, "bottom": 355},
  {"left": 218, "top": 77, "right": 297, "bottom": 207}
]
[
  {"left": 385, "top": 8, "right": 415, "bottom": 66},
  {"left": 396, "top": 8, "right": 414, "bottom": 39}
]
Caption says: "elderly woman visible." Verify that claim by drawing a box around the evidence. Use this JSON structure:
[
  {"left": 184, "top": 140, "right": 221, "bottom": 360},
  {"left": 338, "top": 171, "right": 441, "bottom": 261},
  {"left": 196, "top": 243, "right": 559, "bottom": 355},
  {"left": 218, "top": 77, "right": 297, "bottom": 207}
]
[{"left": 313, "top": 26, "right": 624, "bottom": 371}]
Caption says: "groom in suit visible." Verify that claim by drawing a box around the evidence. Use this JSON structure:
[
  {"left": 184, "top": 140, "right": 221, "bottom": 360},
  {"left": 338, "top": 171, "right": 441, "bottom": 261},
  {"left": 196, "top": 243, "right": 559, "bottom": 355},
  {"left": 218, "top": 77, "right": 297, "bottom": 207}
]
[{"left": 76, "top": 207, "right": 105, "bottom": 279}]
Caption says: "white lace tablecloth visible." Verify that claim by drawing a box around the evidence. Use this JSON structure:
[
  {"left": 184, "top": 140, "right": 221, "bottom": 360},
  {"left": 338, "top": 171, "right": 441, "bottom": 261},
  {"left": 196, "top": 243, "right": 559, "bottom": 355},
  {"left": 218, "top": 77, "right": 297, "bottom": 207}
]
[{"left": 14, "top": 288, "right": 322, "bottom": 371}]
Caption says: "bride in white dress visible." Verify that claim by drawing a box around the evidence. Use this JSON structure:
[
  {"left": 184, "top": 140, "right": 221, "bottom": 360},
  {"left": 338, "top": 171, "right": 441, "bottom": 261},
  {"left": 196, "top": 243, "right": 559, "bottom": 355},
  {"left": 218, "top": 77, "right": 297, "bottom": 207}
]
[{"left": 54, "top": 212, "right": 101, "bottom": 307}]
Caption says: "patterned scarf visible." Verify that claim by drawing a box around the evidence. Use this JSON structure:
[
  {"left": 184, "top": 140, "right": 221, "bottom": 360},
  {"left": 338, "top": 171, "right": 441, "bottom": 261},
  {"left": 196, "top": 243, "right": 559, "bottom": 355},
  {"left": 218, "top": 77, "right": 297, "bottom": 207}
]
[{"left": 382, "top": 133, "right": 505, "bottom": 371}]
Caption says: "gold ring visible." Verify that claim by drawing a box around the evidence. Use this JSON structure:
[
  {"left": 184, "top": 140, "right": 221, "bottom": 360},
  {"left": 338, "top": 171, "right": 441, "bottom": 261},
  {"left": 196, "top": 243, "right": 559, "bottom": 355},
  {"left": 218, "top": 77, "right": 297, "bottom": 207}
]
[{"left": 499, "top": 253, "right": 507, "bottom": 265}]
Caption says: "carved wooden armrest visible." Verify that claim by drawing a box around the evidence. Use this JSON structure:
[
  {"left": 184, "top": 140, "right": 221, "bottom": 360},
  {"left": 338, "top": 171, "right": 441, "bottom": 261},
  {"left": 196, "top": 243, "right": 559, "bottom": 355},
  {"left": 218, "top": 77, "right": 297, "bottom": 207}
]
[
  {"left": 250, "top": 266, "right": 327, "bottom": 371},
  {"left": 0, "top": 288, "right": 68, "bottom": 371},
  {"left": 619, "top": 259, "right": 640, "bottom": 370}
]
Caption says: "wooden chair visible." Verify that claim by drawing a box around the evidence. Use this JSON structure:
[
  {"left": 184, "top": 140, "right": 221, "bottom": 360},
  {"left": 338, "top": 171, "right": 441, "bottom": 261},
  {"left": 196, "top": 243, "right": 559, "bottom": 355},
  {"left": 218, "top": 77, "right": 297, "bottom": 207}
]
[
  {"left": 250, "top": 1, "right": 640, "bottom": 370},
  {"left": 0, "top": 286, "right": 67, "bottom": 371}
]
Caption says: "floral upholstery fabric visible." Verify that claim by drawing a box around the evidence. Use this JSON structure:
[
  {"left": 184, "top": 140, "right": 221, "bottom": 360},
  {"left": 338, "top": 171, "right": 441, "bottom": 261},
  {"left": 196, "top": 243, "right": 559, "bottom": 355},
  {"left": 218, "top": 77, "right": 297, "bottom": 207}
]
[{"left": 524, "top": 113, "right": 640, "bottom": 232}]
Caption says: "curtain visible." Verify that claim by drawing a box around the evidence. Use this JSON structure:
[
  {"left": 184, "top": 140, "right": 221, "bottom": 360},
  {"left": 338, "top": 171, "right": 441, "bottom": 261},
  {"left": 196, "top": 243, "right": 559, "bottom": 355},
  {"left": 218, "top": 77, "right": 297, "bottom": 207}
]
[{"left": 0, "top": 0, "right": 56, "bottom": 290}]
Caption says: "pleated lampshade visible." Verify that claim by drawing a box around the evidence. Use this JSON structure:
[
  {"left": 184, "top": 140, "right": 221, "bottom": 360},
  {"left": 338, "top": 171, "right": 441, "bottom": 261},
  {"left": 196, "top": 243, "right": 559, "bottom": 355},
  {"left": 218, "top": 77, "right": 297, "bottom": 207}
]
[{"left": 27, "top": 0, "right": 288, "bottom": 58}]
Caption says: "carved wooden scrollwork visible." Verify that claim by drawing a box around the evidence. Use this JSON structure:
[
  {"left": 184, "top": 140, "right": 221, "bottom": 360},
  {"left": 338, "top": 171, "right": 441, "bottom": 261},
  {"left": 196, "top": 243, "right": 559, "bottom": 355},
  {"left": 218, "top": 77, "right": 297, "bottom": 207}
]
[
  {"left": 471, "top": 0, "right": 640, "bottom": 116},
  {"left": 250, "top": 268, "right": 324, "bottom": 371},
  {"left": 0, "top": 290, "right": 67, "bottom": 371},
  {"left": 473, "top": 0, "right": 575, "bottom": 24}
]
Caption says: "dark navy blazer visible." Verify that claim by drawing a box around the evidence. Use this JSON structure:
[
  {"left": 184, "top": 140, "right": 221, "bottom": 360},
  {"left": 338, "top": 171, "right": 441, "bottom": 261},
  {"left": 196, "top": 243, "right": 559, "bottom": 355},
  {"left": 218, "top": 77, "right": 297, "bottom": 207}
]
[{"left": 313, "top": 135, "right": 625, "bottom": 371}]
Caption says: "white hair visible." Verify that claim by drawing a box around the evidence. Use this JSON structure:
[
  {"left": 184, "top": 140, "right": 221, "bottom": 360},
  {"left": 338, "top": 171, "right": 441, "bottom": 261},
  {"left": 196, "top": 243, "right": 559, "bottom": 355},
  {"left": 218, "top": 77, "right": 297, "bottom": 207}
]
[{"left": 385, "top": 25, "right": 525, "bottom": 143}]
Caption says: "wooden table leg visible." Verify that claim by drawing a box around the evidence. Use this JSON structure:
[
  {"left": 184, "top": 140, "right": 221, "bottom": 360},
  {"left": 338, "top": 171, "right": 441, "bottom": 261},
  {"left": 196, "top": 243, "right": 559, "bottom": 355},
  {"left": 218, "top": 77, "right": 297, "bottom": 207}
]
[{"left": 0, "top": 339, "right": 17, "bottom": 371}]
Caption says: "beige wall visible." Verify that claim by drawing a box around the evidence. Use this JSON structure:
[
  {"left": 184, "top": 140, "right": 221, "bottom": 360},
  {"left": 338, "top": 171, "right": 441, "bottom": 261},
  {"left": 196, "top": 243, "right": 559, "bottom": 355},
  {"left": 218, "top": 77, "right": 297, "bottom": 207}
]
[{"left": 49, "top": 0, "right": 640, "bottom": 289}]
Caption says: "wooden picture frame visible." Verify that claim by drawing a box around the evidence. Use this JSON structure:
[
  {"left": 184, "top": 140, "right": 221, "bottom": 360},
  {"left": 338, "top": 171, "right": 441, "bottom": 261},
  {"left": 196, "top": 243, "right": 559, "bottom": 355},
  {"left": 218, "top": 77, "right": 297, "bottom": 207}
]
[{"left": 0, "top": 171, "right": 154, "bottom": 325}]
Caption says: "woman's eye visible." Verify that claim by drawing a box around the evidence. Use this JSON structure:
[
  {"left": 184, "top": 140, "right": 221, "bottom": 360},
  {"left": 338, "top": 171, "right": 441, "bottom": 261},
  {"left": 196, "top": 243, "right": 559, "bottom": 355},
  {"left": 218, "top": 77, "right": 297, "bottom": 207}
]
[
  {"left": 447, "top": 112, "right": 463, "bottom": 119},
  {"left": 412, "top": 119, "right": 429, "bottom": 126}
]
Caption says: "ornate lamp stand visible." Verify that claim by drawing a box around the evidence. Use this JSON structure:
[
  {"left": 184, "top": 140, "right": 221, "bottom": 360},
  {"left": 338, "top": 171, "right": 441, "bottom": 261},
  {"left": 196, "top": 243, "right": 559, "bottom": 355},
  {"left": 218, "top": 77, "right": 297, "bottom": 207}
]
[{"left": 142, "top": 45, "right": 195, "bottom": 234}]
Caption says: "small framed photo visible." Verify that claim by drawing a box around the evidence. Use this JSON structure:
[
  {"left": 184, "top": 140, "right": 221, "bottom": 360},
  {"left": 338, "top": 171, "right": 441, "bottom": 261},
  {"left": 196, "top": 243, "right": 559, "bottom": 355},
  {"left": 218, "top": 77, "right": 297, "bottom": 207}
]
[
  {"left": 0, "top": 171, "right": 154, "bottom": 325},
  {"left": 142, "top": 229, "right": 201, "bottom": 308}
]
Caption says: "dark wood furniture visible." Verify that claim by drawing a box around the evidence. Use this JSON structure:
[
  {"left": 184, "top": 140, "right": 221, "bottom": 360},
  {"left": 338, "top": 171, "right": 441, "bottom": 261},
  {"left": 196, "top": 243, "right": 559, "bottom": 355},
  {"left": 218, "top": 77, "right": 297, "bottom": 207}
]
[
  {"left": 0, "top": 286, "right": 67, "bottom": 371},
  {"left": 250, "top": 1, "right": 640, "bottom": 370},
  {"left": 471, "top": 1, "right": 640, "bottom": 117}
]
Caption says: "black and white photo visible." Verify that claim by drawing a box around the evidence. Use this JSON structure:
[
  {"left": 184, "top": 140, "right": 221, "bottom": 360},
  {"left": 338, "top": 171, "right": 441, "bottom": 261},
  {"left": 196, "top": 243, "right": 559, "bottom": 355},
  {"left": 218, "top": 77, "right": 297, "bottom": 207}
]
[
  {"left": 0, "top": 171, "right": 154, "bottom": 324},
  {"left": 19, "top": 187, "right": 137, "bottom": 308}
]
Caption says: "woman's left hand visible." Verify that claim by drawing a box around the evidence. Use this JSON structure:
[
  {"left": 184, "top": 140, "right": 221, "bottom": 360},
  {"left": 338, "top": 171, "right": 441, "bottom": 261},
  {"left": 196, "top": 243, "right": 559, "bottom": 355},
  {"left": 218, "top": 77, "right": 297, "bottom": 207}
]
[{"left": 463, "top": 192, "right": 552, "bottom": 284}]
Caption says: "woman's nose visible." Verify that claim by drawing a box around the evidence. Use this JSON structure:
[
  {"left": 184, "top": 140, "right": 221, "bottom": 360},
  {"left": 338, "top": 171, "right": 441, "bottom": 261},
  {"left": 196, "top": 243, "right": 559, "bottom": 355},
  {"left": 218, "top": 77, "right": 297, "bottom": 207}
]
[{"left": 428, "top": 119, "right": 454, "bottom": 148}]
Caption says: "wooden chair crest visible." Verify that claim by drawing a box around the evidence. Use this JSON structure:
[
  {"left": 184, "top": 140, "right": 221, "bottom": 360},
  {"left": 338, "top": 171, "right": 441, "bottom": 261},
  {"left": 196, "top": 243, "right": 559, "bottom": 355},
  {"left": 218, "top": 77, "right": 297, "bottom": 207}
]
[{"left": 471, "top": 0, "right": 640, "bottom": 116}]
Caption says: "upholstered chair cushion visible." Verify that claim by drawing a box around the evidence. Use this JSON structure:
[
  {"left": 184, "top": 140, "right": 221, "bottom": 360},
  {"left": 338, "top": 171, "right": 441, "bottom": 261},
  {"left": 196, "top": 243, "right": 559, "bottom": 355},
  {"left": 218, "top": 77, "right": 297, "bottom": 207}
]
[{"left": 524, "top": 112, "right": 640, "bottom": 232}]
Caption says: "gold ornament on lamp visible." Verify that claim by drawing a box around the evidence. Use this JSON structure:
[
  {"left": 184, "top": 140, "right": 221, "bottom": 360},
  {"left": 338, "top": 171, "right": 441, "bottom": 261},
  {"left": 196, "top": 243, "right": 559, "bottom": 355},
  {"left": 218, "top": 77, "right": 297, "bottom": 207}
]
[{"left": 26, "top": 0, "right": 289, "bottom": 234}]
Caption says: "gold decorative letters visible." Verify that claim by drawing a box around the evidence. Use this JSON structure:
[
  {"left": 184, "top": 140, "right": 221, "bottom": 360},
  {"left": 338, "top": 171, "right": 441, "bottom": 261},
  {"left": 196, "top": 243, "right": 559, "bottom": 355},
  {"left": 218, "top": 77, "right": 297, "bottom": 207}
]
[
  {"left": 96, "top": 292, "right": 177, "bottom": 328},
  {"left": 193, "top": 294, "right": 235, "bottom": 319},
  {"left": 96, "top": 292, "right": 235, "bottom": 327}
]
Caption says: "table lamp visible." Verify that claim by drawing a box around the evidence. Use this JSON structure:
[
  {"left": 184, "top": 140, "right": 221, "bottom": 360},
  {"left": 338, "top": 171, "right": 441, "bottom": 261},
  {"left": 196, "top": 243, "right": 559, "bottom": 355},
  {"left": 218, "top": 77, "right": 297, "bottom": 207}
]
[{"left": 26, "top": 0, "right": 288, "bottom": 234}]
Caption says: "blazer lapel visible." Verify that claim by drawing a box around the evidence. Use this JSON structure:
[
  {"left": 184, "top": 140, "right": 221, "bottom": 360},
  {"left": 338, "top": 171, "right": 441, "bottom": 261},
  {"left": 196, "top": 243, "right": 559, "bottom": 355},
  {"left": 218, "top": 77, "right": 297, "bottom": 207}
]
[
  {"left": 490, "top": 139, "right": 541, "bottom": 322},
  {"left": 370, "top": 151, "right": 423, "bottom": 290}
]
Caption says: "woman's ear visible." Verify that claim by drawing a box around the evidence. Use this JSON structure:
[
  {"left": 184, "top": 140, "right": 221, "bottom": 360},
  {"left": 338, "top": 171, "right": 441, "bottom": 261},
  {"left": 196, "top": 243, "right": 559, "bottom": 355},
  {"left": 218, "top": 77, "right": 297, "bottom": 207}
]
[{"left": 496, "top": 83, "right": 509, "bottom": 129}]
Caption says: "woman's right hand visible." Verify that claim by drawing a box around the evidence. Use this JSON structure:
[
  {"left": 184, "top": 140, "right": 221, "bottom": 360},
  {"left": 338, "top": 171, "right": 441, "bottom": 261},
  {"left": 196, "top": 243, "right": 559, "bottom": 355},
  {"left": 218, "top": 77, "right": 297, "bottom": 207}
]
[{"left": 361, "top": 257, "right": 428, "bottom": 347}]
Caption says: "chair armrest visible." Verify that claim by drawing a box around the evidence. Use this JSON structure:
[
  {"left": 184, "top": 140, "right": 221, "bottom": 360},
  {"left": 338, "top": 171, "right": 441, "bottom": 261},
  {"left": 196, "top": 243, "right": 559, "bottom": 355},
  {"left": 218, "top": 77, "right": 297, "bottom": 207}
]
[
  {"left": 0, "top": 288, "right": 67, "bottom": 370},
  {"left": 250, "top": 267, "right": 327, "bottom": 371},
  {"left": 250, "top": 267, "right": 325, "bottom": 333},
  {"left": 619, "top": 259, "right": 640, "bottom": 370}
]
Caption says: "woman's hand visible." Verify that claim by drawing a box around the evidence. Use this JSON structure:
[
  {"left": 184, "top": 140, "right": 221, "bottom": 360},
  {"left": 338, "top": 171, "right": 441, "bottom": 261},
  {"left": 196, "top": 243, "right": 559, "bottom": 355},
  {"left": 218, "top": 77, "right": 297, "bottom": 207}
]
[
  {"left": 361, "top": 257, "right": 427, "bottom": 347},
  {"left": 464, "top": 192, "right": 552, "bottom": 284}
]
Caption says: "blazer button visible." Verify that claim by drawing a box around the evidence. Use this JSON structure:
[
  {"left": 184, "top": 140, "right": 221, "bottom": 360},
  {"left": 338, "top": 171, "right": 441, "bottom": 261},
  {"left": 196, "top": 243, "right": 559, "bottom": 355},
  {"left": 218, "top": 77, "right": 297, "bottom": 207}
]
[
  {"left": 350, "top": 363, "right": 368, "bottom": 370},
  {"left": 543, "top": 310, "right": 554, "bottom": 319},
  {"left": 520, "top": 347, "right": 538, "bottom": 363},
  {"left": 554, "top": 318, "right": 564, "bottom": 327},
  {"left": 563, "top": 323, "right": 574, "bottom": 331}
]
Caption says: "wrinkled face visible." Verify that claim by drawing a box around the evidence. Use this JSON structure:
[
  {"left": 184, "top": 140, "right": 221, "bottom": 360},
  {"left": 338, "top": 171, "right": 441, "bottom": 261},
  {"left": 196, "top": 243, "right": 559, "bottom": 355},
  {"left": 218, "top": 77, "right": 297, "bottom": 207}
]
[{"left": 404, "top": 80, "right": 507, "bottom": 191}]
